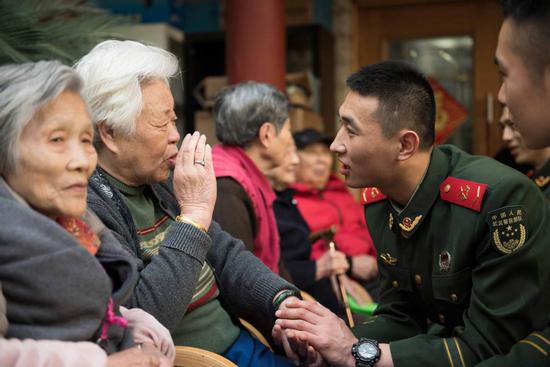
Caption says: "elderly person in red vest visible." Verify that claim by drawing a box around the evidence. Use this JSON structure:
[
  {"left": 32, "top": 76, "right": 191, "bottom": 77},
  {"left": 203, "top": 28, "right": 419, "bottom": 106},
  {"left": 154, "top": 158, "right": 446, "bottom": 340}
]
[{"left": 212, "top": 82, "right": 294, "bottom": 275}]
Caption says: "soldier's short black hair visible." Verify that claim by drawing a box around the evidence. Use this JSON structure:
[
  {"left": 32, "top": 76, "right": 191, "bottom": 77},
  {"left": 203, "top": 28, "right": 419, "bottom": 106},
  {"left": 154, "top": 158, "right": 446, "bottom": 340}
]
[
  {"left": 501, "top": 0, "right": 550, "bottom": 79},
  {"left": 346, "top": 60, "right": 435, "bottom": 150}
]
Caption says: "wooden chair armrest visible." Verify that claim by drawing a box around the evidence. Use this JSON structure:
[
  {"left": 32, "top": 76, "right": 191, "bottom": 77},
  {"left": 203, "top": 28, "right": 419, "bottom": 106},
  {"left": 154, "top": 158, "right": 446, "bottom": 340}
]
[
  {"left": 174, "top": 345, "right": 237, "bottom": 367},
  {"left": 300, "top": 290, "right": 316, "bottom": 302},
  {"left": 239, "top": 318, "right": 273, "bottom": 351}
]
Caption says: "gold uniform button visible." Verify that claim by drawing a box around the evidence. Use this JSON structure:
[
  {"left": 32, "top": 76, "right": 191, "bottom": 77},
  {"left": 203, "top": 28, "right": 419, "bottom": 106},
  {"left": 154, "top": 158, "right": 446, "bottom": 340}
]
[
  {"left": 444, "top": 184, "right": 451, "bottom": 193},
  {"left": 392, "top": 280, "right": 399, "bottom": 288},
  {"left": 414, "top": 274, "right": 422, "bottom": 285},
  {"left": 450, "top": 293, "right": 458, "bottom": 302},
  {"left": 438, "top": 313, "right": 446, "bottom": 324}
]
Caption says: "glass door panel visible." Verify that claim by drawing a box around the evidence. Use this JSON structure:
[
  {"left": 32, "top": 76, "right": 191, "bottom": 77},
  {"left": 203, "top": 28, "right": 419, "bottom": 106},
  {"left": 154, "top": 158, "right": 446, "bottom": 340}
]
[{"left": 388, "top": 36, "right": 474, "bottom": 152}]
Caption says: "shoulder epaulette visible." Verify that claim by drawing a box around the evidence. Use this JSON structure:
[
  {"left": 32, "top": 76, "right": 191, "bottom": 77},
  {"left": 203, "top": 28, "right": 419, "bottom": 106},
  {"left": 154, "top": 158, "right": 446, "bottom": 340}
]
[
  {"left": 534, "top": 176, "right": 550, "bottom": 189},
  {"left": 439, "top": 177, "right": 488, "bottom": 212},
  {"left": 362, "top": 187, "right": 387, "bottom": 205}
]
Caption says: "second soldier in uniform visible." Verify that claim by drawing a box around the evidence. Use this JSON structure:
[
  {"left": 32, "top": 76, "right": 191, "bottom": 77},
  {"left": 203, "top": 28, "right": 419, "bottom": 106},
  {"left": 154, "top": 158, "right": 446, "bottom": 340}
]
[{"left": 500, "top": 105, "right": 550, "bottom": 198}]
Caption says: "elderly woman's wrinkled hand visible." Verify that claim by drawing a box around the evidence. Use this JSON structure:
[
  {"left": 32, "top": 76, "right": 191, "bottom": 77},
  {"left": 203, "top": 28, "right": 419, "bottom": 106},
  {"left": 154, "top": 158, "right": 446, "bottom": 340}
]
[
  {"left": 172, "top": 131, "right": 217, "bottom": 231},
  {"left": 107, "top": 344, "right": 171, "bottom": 367},
  {"left": 272, "top": 322, "right": 301, "bottom": 364},
  {"left": 315, "top": 250, "right": 349, "bottom": 280},
  {"left": 273, "top": 322, "right": 326, "bottom": 367}
]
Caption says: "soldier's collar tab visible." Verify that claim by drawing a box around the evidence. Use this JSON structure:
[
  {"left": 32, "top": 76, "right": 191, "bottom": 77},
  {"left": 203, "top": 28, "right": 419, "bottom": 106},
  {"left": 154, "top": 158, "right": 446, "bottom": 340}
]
[
  {"left": 362, "top": 187, "right": 387, "bottom": 205},
  {"left": 531, "top": 158, "right": 550, "bottom": 188},
  {"left": 534, "top": 176, "right": 550, "bottom": 188},
  {"left": 390, "top": 148, "right": 447, "bottom": 238}
]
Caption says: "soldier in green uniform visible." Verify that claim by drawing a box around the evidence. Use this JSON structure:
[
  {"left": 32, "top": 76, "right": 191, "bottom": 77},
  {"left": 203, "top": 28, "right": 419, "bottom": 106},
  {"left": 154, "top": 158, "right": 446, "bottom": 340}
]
[
  {"left": 273, "top": 60, "right": 550, "bottom": 367},
  {"left": 500, "top": 105, "right": 550, "bottom": 198},
  {"left": 475, "top": 0, "right": 550, "bottom": 366}
]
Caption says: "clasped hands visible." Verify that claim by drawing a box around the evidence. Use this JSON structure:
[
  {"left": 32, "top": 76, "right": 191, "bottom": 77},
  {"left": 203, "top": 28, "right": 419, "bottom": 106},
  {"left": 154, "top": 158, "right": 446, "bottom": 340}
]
[{"left": 272, "top": 298, "right": 359, "bottom": 367}]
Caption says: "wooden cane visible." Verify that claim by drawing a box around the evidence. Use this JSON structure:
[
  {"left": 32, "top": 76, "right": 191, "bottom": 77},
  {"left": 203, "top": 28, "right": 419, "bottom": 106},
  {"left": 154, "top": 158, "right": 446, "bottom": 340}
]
[
  {"left": 308, "top": 225, "right": 337, "bottom": 243},
  {"left": 329, "top": 241, "right": 355, "bottom": 327}
]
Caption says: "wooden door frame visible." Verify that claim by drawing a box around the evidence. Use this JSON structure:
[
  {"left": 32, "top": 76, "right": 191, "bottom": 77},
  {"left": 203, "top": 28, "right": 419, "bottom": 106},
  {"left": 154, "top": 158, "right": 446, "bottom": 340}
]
[{"left": 352, "top": 0, "right": 503, "bottom": 156}]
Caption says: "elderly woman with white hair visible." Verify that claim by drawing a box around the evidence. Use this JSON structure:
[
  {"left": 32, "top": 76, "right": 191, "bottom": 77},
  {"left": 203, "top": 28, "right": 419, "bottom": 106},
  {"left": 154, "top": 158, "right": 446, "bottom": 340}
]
[
  {"left": 0, "top": 61, "right": 174, "bottom": 366},
  {"left": 76, "top": 40, "right": 299, "bottom": 367}
]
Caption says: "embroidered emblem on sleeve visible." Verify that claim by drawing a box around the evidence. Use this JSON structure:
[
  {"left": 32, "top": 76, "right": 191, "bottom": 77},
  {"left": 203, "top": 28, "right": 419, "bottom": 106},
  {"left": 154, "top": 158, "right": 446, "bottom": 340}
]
[{"left": 487, "top": 206, "right": 527, "bottom": 254}]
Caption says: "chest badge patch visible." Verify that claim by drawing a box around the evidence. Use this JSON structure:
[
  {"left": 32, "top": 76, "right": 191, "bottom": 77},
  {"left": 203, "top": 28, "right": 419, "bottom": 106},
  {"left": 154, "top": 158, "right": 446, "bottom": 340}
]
[
  {"left": 380, "top": 253, "right": 398, "bottom": 266},
  {"left": 438, "top": 251, "right": 451, "bottom": 272},
  {"left": 488, "top": 206, "right": 527, "bottom": 254}
]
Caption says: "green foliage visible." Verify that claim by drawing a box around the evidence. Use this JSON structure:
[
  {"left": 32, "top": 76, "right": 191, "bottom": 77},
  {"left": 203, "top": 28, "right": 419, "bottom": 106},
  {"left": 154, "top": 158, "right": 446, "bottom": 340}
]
[{"left": 0, "top": 0, "right": 130, "bottom": 65}]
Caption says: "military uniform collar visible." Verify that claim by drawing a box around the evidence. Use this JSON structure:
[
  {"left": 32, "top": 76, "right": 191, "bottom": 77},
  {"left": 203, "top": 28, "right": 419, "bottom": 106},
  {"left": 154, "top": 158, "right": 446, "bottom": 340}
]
[
  {"left": 532, "top": 158, "right": 550, "bottom": 189},
  {"left": 389, "top": 147, "right": 448, "bottom": 238}
]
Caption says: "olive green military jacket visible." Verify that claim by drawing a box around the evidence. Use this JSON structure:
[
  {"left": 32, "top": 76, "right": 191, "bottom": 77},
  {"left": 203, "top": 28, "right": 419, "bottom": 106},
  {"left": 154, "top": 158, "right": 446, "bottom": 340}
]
[
  {"left": 353, "top": 145, "right": 550, "bottom": 367},
  {"left": 474, "top": 329, "right": 550, "bottom": 366},
  {"left": 474, "top": 158, "right": 550, "bottom": 367},
  {"left": 532, "top": 159, "right": 550, "bottom": 199}
]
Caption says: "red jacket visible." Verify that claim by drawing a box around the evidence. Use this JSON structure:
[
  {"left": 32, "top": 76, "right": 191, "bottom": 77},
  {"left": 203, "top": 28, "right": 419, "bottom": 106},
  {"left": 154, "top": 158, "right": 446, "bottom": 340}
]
[{"left": 291, "top": 174, "right": 376, "bottom": 260}]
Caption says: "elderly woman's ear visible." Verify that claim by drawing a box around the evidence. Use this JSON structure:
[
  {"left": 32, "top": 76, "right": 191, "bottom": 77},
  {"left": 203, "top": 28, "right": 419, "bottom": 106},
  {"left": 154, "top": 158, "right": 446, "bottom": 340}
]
[
  {"left": 258, "top": 122, "right": 279, "bottom": 149},
  {"left": 96, "top": 122, "right": 119, "bottom": 154}
]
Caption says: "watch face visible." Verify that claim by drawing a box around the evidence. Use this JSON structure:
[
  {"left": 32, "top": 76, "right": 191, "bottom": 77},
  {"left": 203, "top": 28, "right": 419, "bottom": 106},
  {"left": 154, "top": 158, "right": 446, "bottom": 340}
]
[{"left": 358, "top": 342, "right": 378, "bottom": 358}]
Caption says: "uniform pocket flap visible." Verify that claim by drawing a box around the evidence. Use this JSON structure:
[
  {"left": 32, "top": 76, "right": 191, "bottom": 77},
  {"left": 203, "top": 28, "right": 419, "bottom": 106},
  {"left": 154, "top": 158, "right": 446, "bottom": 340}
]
[
  {"left": 380, "top": 265, "right": 414, "bottom": 292},
  {"left": 432, "top": 267, "right": 472, "bottom": 303}
]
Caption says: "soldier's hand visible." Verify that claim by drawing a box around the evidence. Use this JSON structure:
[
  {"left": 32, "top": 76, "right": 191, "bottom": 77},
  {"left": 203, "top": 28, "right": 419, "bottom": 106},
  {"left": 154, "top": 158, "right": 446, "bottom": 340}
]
[
  {"left": 351, "top": 254, "right": 378, "bottom": 281},
  {"left": 275, "top": 299, "right": 357, "bottom": 367},
  {"left": 315, "top": 250, "right": 349, "bottom": 280}
]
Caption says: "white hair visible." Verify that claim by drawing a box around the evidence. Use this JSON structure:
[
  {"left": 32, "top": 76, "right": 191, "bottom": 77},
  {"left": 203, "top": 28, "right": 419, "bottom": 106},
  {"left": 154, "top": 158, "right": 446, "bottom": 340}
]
[
  {"left": 0, "top": 61, "right": 82, "bottom": 175},
  {"left": 74, "top": 40, "right": 179, "bottom": 145}
]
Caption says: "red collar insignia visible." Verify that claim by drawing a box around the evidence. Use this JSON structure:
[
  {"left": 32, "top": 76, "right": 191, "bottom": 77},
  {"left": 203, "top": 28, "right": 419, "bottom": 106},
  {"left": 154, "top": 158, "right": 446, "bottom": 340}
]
[{"left": 362, "top": 187, "right": 387, "bottom": 205}]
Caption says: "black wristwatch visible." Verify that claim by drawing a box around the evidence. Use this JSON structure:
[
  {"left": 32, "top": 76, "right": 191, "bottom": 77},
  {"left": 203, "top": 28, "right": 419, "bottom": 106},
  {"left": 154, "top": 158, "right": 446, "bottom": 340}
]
[{"left": 352, "top": 338, "right": 380, "bottom": 367}]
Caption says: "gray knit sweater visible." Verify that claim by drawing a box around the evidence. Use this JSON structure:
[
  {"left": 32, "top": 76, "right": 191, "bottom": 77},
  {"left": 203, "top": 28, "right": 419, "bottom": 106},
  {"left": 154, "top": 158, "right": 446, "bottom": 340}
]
[
  {"left": 87, "top": 168, "right": 297, "bottom": 338},
  {"left": 0, "top": 282, "right": 7, "bottom": 336},
  {"left": 0, "top": 178, "right": 137, "bottom": 353}
]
